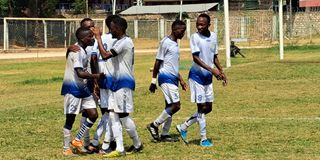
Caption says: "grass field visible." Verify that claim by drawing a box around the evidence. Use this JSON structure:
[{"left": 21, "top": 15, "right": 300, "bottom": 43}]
[{"left": 0, "top": 46, "right": 320, "bottom": 160}]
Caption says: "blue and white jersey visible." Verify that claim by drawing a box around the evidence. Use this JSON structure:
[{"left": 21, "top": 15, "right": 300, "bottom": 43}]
[
  {"left": 92, "top": 33, "right": 116, "bottom": 89},
  {"left": 189, "top": 32, "right": 218, "bottom": 85},
  {"left": 61, "top": 44, "right": 91, "bottom": 98},
  {"left": 110, "top": 36, "right": 135, "bottom": 92},
  {"left": 156, "top": 36, "right": 180, "bottom": 86}
]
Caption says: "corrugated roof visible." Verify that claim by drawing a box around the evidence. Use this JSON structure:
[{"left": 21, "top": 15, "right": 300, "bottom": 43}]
[{"left": 120, "top": 3, "right": 218, "bottom": 15}]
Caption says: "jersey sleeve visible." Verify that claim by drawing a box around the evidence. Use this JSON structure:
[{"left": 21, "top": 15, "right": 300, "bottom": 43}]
[
  {"left": 155, "top": 40, "right": 166, "bottom": 61},
  {"left": 190, "top": 34, "right": 200, "bottom": 55},
  {"left": 111, "top": 38, "right": 125, "bottom": 56},
  {"left": 213, "top": 32, "right": 219, "bottom": 55},
  {"left": 71, "top": 52, "right": 83, "bottom": 69}
]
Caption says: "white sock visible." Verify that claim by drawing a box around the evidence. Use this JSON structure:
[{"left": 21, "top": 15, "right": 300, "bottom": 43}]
[
  {"left": 197, "top": 113, "right": 207, "bottom": 141},
  {"left": 161, "top": 116, "right": 172, "bottom": 136},
  {"left": 109, "top": 112, "right": 124, "bottom": 152},
  {"left": 102, "top": 119, "right": 113, "bottom": 150},
  {"left": 180, "top": 112, "right": 198, "bottom": 131},
  {"left": 120, "top": 116, "right": 141, "bottom": 148},
  {"left": 92, "top": 113, "right": 109, "bottom": 146},
  {"left": 80, "top": 116, "right": 90, "bottom": 146},
  {"left": 153, "top": 110, "right": 171, "bottom": 127},
  {"left": 63, "top": 128, "right": 71, "bottom": 150}
]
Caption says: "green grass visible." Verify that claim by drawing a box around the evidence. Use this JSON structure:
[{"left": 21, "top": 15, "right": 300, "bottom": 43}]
[{"left": 0, "top": 47, "right": 320, "bottom": 160}]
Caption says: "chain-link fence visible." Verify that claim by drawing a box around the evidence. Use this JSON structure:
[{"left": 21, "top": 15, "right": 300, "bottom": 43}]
[{"left": 1, "top": 10, "right": 320, "bottom": 52}]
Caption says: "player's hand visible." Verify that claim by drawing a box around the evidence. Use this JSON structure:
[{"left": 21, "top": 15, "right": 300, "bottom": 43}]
[
  {"left": 211, "top": 69, "right": 223, "bottom": 80},
  {"left": 149, "top": 83, "right": 157, "bottom": 93},
  {"left": 221, "top": 73, "right": 228, "bottom": 86},
  {"left": 91, "top": 27, "right": 102, "bottom": 37},
  {"left": 68, "top": 45, "right": 80, "bottom": 52},
  {"left": 180, "top": 80, "right": 188, "bottom": 91}
]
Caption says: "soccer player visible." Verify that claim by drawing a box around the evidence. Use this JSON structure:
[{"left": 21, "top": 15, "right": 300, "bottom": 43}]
[
  {"left": 176, "top": 13, "right": 228, "bottom": 147},
  {"left": 61, "top": 27, "right": 104, "bottom": 156},
  {"left": 68, "top": 18, "right": 101, "bottom": 153},
  {"left": 147, "top": 20, "right": 187, "bottom": 142},
  {"left": 89, "top": 15, "right": 120, "bottom": 154},
  {"left": 92, "top": 16, "right": 142, "bottom": 158}
]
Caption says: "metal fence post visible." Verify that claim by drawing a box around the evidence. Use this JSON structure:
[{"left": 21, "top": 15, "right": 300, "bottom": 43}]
[
  {"left": 186, "top": 18, "right": 190, "bottom": 39},
  {"left": 43, "top": 20, "right": 47, "bottom": 48},
  {"left": 160, "top": 19, "right": 165, "bottom": 39},
  {"left": 3, "top": 18, "right": 7, "bottom": 50},
  {"left": 134, "top": 19, "right": 138, "bottom": 39}
]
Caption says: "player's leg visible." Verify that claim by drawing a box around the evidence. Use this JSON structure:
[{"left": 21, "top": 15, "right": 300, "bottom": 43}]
[
  {"left": 79, "top": 112, "right": 90, "bottom": 148},
  {"left": 160, "top": 101, "right": 180, "bottom": 142},
  {"left": 176, "top": 79, "right": 204, "bottom": 144},
  {"left": 147, "top": 83, "right": 179, "bottom": 142},
  {"left": 119, "top": 113, "right": 143, "bottom": 154},
  {"left": 63, "top": 114, "right": 76, "bottom": 156},
  {"left": 198, "top": 83, "right": 214, "bottom": 147},
  {"left": 103, "top": 90, "right": 125, "bottom": 158},
  {"left": 63, "top": 94, "right": 82, "bottom": 155},
  {"left": 72, "top": 96, "right": 98, "bottom": 151},
  {"left": 104, "top": 111, "right": 125, "bottom": 158}
]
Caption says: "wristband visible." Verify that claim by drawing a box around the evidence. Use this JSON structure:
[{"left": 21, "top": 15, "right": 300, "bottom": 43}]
[{"left": 151, "top": 78, "right": 157, "bottom": 84}]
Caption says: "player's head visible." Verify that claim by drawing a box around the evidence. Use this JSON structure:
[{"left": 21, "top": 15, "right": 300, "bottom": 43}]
[
  {"left": 76, "top": 27, "right": 95, "bottom": 47},
  {"left": 106, "top": 15, "right": 120, "bottom": 30},
  {"left": 80, "top": 18, "right": 95, "bottom": 29},
  {"left": 196, "top": 13, "right": 211, "bottom": 34},
  {"left": 109, "top": 17, "right": 127, "bottom": 39},
  {"left": 171, "top": 20, "right": 186, "bottom": 40}
]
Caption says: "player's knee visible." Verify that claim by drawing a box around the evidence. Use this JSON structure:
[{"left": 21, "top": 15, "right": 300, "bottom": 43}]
[
  {"left": 203, "top": 107, "right": 212, "bottom": 114},
  {"left": 119, "top": 113, "right": 129, "bottom": 118},
  {"left": 171, "top": 102, "right": 181, "bottom": 114}
]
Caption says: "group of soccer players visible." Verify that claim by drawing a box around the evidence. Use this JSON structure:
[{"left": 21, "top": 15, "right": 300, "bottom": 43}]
[{"left": 61, "top": 13, "right": 227, "bottom": 158}]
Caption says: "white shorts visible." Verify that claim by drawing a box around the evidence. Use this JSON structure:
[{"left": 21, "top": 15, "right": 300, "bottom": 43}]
[
  {"left": 160, "top": 83, "right": 180, "bottom": 104},
  {"left": 64, "top": 94, "right": 96, "bottom": 114},
  {"left": 108, "top": 88, "right": 134, "bottom": 113},
  {"left": 189, "top": 79, "right": 214, "bottom": 104},
  {"left": 100, "top": 89, "right": 112, "bottom": 109}
]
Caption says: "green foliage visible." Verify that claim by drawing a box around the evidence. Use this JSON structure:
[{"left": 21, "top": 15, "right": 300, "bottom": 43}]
[
  {"left": 0, "top": 0, "right": 8, "bottom": 16},
  {"left": 72, "top": 0, "right": 86, "bottom": 14},
  {"left": 175, "top": 12, "right": 190, "bottom": 20}
]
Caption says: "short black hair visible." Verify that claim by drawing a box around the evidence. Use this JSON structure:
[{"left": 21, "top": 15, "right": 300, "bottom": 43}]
[
  {"left": 106, "top": 15, "right": 120, "bottom": 29},
  {"left": 76, "top": 27, "right": 91, "bottom": 40},
  {"left": 80, "top": 18, "right": 93, "bottom": 27},
  {"left": 171, "top": 20, "right": 186, "bottom": 30},
  {"left": 112, "top": 17, "right": 127, "bottom": 33},
  {"left": 198, "top": 13, "right": 210, "bottom": 24}
]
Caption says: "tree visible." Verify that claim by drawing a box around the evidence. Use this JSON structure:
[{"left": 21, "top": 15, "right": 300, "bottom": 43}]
[{"left": 73, "top": 0, "right": 86, "bottom": 14}]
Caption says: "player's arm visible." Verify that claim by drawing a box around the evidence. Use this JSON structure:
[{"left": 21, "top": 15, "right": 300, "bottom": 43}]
[
  {"left": 90, "top": 54, "right": 100, "bottom": 99},
  {"left": 193, "top": 53, "right": 222, "bottom": 80},
  {"left": 178, "top": 73, "right": 187, "bottom": 91},
  {"left": 75, "top": 67, "right": 104, "bottom": 80},
  {"left": 149, "top": 59, "right": 161, "bottom": 93},
  {"left": 213, "top": 55, "right": 228, "bottom": 86},
  {"left": 91, "top": 27, "right": 113, "bottom": 60}
]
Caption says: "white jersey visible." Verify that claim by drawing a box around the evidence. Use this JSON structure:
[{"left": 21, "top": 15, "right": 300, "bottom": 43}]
[
  {"left": 156, "top": 36, "right": 180, "bottom": 86},
  {"left": 61, "top": 44, "right": 91, "bottom": 98},
  {"left": 92, "top": 33, "right": 116, "bottom": 89},
  {"left": 110, "top": 36, "right": 135, "bottom": 92},
  {"left": 189, "top": 32, "right": 218, "bottom": 85}
]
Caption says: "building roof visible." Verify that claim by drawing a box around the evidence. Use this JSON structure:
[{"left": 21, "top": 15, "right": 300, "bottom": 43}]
[
  {"left": 120, "top": 3, "right": 218, "bottom": 15},
  {"left": 299, "top": 0, "right": 320, "bottom": 7}
]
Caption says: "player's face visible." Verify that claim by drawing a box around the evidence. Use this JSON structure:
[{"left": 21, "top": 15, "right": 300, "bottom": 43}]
[
  {"left": 196, "top": 17, "right": 210, "bottom": 34},
  {"left": 173, "top": 25, "right": 186, "bottom": 39},
  {"left": 83, "top": 31, "right": 95, "bottom": 46},
  {"left": 110, "top": 22, "right": 120, "bottom": 38}
]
